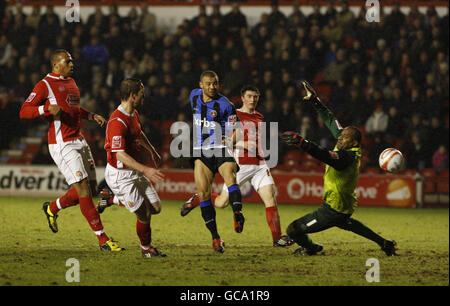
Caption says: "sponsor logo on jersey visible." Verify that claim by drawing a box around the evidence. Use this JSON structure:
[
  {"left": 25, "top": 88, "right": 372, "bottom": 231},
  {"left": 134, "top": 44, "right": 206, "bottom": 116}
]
[
  {"left": 66, "top": 94, "right": 80, "bottom": 106},
  {"left": 194, "top": 117, "right": 216, "bottom": 128}
]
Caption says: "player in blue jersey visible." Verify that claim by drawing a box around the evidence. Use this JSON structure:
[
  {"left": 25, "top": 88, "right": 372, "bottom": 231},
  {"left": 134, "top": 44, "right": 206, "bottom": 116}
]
[{"left": 189, "top": 70, "right": 244, "bottom": 253}]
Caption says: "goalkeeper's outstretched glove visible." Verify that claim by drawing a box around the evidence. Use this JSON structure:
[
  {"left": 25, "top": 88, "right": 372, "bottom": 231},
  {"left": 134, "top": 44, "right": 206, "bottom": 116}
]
[
  {"left": 281, "top": 131, "right": 304, "bottom": 147},
  {"left": 301, "top": 80, "right": 318, "bottom": 101}
]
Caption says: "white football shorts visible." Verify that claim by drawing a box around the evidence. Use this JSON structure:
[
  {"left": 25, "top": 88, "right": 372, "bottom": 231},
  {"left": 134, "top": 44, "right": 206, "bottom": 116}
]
[
  {"left": 104, "top": 163, "right": 160, "bottom": 213},
  {"left": 222, "top": 163, "right": 274, "bottom": 192},
  {"left": 48, "top": 137, "right": 96, "bottom": 186}
]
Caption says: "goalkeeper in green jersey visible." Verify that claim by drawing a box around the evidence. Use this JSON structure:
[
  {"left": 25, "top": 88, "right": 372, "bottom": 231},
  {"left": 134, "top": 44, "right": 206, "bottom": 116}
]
[{"left": 281, "top": 81, "right": 397, "bottom": 256}]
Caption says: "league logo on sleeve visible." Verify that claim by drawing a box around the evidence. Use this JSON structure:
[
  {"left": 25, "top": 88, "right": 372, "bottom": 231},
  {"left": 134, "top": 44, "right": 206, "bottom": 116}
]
[
  {"left": 112, "top": 136, "right": 122, "bottom": 149},
  {"left": 228, "top": 114, "right": 237, "bottom": 127},
  {"left": 25, "top": 92, "right": 37, "bottom": 103}
]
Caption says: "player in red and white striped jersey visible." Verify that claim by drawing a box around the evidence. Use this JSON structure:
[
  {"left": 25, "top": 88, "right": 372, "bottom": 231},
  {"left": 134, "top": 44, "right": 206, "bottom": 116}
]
[
  {"left": 181, "top": 85, "right": 293, "bottom": 247},
  {"left": 19, "top": 49, "right": 123, "bottom": 251},
  {"left": 102, "top": 78, "right": 166, "bottom": 258}
]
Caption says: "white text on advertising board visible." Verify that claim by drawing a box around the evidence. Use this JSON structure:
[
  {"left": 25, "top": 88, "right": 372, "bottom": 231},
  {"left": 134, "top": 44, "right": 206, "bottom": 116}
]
[{"left": 286, "top": 178, "right": 378, "bottom": 200}]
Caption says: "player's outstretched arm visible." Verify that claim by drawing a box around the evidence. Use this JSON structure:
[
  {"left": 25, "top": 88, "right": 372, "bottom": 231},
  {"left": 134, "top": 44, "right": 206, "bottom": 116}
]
[
  {"left": 137, "top": 131, "right": 162, "bottom": 168},
  {"left": 281, "top": 131, "right": 354, "bottom": 170},
  {"left": 92, "top": 114, "right": 106, "bottom": 127},
  {"left": 80, "top": 108, "right": 106, "bottom": 127},
  {"left": 116, "top": 151, "right": 164, "bottom": 184},
  {"left": 301, "top": 80, "right": 343, "bottom": 139}
]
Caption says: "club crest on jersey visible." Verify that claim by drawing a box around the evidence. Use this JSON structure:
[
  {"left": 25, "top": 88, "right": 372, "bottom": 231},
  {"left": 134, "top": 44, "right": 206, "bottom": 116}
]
[
  {"left": 66, "top": 94, "right": 80, "bottom": 106},
  {"left": 210, "top": 110, "right": 217, "bottom": 118},
  {"left": 25, "top": 92, "right": 37, "bottom": 103},
  {"left": 58, "top": 86, "right": 66, "bottom": 92}
]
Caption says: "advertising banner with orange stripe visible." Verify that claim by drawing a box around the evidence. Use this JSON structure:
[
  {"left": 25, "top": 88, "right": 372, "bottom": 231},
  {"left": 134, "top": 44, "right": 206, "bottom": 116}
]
[
  {"left": 154, "top": 169, "right": 416, "bottom": 208},
  {"left": 0, "top": 166, "right": 416, "bottom": 207}
]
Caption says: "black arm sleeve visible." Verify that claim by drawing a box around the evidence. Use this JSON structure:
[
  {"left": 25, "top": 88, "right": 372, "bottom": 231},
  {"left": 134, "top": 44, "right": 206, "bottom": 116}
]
[
  {"left": 300, "top": 139, "right": 356, "bottom": 171},
  {"left": 310, "top": 97, "right": 343, "bottom": 139}
]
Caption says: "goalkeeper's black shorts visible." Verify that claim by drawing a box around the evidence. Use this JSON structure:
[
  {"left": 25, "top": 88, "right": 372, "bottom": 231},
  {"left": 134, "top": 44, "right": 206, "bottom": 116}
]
[{"left": 290, "top": 204, "right": 352, "bottom": 234}]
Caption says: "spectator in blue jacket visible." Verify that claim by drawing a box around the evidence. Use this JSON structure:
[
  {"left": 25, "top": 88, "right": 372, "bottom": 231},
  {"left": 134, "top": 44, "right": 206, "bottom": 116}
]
[{"left": 81, "top": 35, "right": 109, "bottom": 66}]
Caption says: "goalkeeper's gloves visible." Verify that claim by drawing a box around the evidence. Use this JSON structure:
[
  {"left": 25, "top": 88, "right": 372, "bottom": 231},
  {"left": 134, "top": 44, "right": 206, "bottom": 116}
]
[
  {"left": 301, "top": 80, "right": 317, "bottom": 100},
  {"left": 281, "top": 131, "right": 304, "bottom": 147}
]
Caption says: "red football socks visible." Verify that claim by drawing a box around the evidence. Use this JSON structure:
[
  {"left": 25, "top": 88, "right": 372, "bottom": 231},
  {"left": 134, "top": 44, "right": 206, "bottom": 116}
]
[
  {"left": 136, "top": 219, "right": 152, "bottom": 250},
  {"left": 49, "top": 187, "right": 78, "bottom": 215},
  {"left": 265, "top": 206, "right": 282, "bottom": 242},
  {"left": 79, "top": 197, "right": 108, "bottom": 244}
]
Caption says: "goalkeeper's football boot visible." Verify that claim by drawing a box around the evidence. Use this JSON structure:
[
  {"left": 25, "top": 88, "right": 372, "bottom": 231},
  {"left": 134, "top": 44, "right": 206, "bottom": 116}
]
[
  {"left": 293, "top": 243, "right": 323, "bottom": 256},
  {"left": 97, "top": 188, "right": 113, "bottom": 214},
  {"left": 180, "top": 194, "right": 198, "bottom": 216},
  {"left": 43, "top": 202, "right": 58, "bottom": 233},
  {"left": 233, "top": 211, "right": 245, "bottom": 233},
  {"left": 100, "top": 238, "right": 125, "bottom": 252},
  {"left": 273, "top": 235, "right": 294, "bottom": 247},
  {"left": 301, "top": 80, "right": 318, "bottom": 101},
  {"left": 142, "top": 246, "right": 167, "bottom": 258},
  {"left": 212, "top": 238, "right": 225, "bottom": 253},
  {"left": 381, "top": 240, "right": 397, "bottom": 256}
]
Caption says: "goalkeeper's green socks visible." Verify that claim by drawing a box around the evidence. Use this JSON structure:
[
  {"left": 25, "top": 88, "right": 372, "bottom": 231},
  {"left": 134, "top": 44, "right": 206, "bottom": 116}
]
[{"left": 338, "top": 218, "right": 385, "bottom": 246}]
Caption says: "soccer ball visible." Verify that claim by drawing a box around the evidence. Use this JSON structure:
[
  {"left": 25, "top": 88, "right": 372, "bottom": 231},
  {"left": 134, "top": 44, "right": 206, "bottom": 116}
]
[{"left": 379, "top": 148, "right": 405, "bottom": 173}]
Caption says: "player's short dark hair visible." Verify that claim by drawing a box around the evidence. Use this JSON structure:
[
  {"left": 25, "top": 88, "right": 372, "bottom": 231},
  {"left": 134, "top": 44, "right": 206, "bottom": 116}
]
[
  {"left": 200, "top": 70, "right": 219, "bottom": 82},
  {"left": 51, "top": 49, "right": 69, "bottom": 64},
  {"left": 347, "top": 126, "right": 362, "bottom": 145},
  {"left": 120, "top": 78, "right": 143, "bottom": 101},
  {"left": 240, "top": 85, "right": 260, "bottom": 96}
]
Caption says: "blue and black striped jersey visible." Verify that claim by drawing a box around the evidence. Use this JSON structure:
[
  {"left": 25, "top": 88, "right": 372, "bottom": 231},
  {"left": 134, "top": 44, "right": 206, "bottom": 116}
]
[{"left": 190, "top": 88, "right": 239, "bottom": 149}]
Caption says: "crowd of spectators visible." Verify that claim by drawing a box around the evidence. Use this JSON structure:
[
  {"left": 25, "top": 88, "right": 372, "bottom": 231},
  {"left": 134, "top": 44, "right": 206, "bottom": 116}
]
[{"left": 0, "top": 1, "right": 448, "bottom": 172}]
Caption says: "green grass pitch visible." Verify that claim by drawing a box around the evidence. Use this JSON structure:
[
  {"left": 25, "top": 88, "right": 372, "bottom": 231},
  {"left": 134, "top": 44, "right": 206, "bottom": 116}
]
[{"left": 0, "top": 196, "right": 448, "bottom": 286}]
